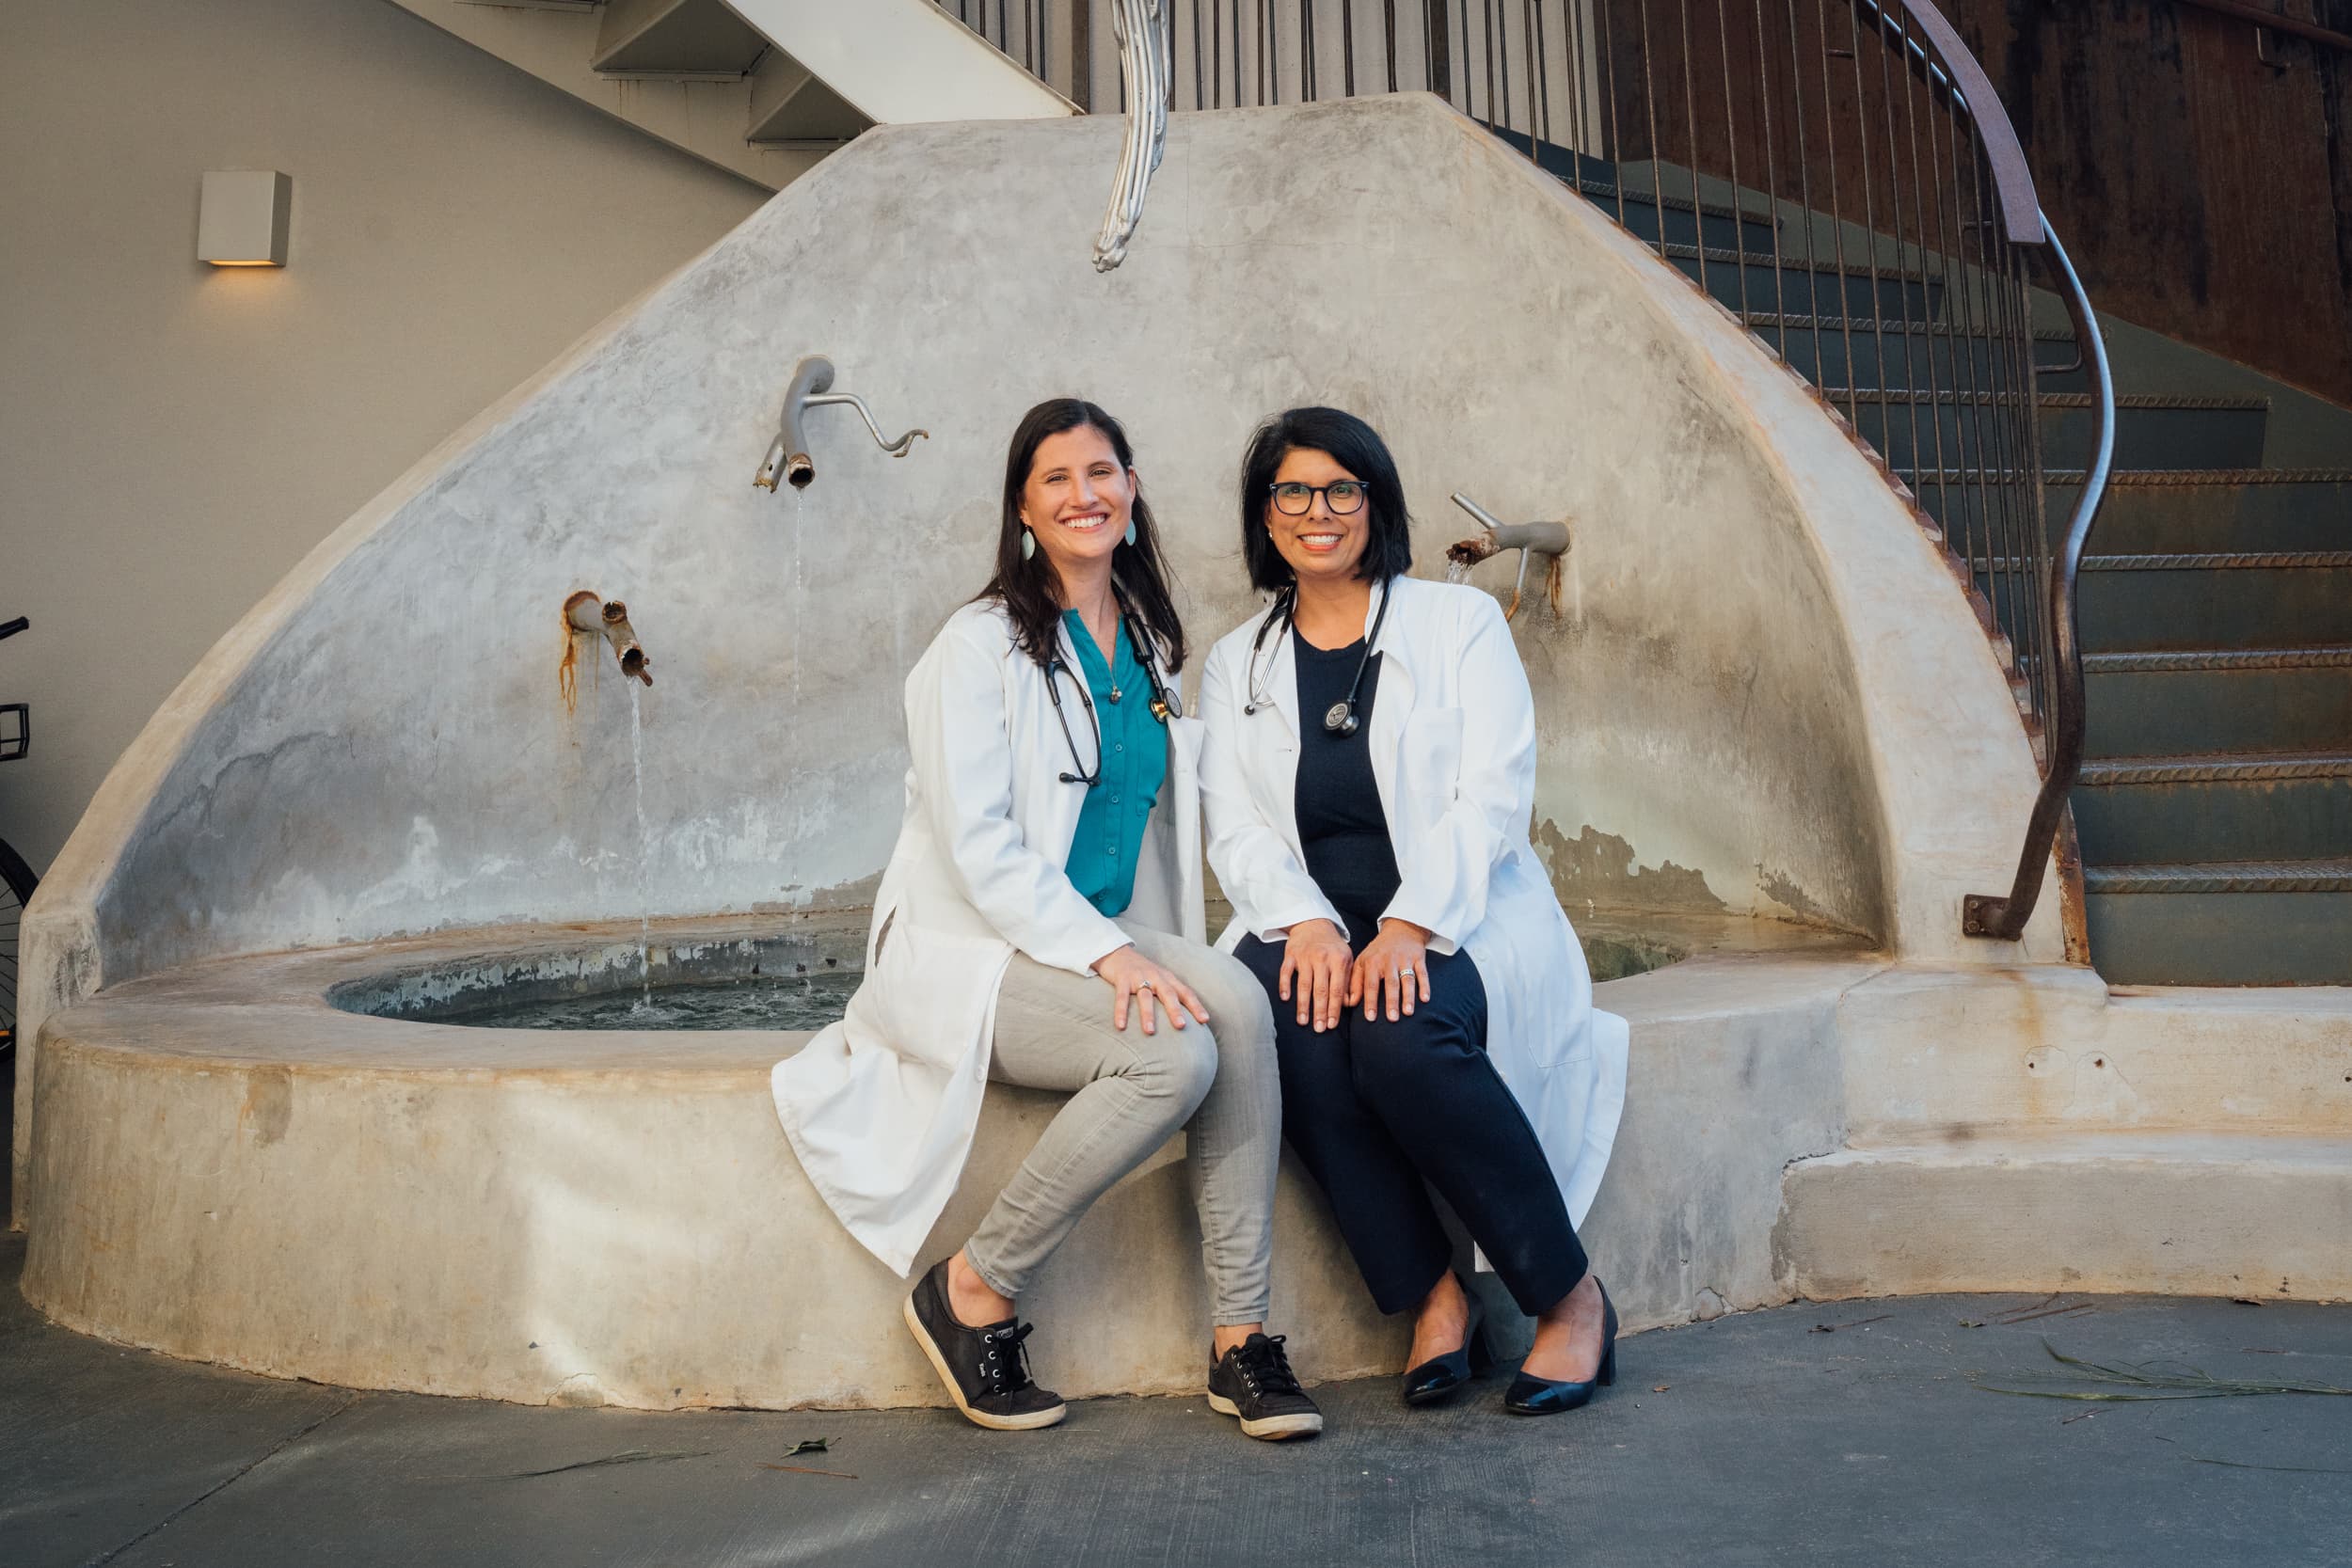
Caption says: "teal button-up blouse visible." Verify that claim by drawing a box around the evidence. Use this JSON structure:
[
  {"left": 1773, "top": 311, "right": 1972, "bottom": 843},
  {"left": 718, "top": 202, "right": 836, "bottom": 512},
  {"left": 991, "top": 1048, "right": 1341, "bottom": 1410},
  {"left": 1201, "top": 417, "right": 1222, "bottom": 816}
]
[{"left": 1060, "top": 610, "right": 1168, "bottom": 918}]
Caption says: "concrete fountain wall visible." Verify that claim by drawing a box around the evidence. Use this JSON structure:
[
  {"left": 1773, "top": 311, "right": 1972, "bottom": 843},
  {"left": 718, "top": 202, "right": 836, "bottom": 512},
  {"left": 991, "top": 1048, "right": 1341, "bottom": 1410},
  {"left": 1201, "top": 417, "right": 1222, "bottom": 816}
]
[
  {"left": 11, "top": 95, "right": 2129, "bottom": 1407},
  {"left": 16, "top": 93, "right": 2058, "bottom": 1197}
]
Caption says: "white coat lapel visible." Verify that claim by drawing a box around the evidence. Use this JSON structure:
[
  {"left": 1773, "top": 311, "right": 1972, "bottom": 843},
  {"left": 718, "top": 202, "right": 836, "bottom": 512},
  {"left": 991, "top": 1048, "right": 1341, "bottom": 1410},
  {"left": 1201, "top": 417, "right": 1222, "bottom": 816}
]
[
  {"left": 1364, "top": 580, "right": 1416, "bottom": 839},
  {"left": 1245, "top": 611, "right": 1307, "bottom": 863}
]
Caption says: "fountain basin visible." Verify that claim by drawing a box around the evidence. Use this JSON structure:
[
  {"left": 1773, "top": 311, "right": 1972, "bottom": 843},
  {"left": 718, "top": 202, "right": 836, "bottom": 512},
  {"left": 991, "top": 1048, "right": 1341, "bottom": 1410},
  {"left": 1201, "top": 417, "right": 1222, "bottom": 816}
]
[
  {"left": 23, "top": 909, "right": 1874, "bottom": 1410},
  {"left": 326, "top": 917, "right": 1687, "bottom": 1032}
]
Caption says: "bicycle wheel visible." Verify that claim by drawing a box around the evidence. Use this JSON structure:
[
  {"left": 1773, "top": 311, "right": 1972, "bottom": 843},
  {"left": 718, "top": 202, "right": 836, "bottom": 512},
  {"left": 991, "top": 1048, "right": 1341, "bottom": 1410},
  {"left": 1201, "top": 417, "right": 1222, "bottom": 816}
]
[{"left": 0, "top": 834, "right": 35, "bottom": 1054}]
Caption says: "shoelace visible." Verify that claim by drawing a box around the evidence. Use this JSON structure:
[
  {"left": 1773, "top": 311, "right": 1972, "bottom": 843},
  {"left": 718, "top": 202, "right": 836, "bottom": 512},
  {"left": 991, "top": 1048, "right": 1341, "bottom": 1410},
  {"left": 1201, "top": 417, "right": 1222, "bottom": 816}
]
[
  {"left": 977, "top": 1321, "right": 1040, "bottom": 1399},
  {"left": 1232, "top": 1335, "right": 1304, "bottom": 1400}
]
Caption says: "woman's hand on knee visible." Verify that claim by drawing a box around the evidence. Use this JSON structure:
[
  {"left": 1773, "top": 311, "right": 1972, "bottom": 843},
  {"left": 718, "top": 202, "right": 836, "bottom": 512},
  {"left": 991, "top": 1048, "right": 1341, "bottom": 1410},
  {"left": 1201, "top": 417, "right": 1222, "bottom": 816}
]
[
  {"left": 1350, "top": 920, "right": 1432, "bottom": 1022},
  {"left": 1279, "top": 919, "right": 1354, "bottom": 1035},
  {"left": 1092, "top": 944, "right": 1209, "bottom": 1036}
]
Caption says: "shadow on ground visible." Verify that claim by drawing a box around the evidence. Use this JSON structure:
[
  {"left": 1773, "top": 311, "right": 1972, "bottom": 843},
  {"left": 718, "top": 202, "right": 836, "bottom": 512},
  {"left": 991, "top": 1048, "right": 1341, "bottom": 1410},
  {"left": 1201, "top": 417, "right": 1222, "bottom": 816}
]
[{"left": 3, "top": 1233, "right": 2347, "bottom": 1567}]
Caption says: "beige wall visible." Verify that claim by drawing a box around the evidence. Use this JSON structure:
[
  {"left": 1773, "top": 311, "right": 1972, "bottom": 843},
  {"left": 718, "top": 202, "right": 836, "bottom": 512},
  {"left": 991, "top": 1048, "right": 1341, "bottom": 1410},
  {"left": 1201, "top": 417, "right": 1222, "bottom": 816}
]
[{"left": 0, "top": 0, "right": 769, "bottom": 876}]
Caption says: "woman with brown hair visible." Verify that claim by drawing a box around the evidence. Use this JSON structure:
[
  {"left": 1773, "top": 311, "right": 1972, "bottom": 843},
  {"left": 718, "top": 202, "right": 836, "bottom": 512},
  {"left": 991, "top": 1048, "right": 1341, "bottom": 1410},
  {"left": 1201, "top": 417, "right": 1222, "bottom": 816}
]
[{"left": 772, "top": 398, "right": 1318, "bottom": 1441}]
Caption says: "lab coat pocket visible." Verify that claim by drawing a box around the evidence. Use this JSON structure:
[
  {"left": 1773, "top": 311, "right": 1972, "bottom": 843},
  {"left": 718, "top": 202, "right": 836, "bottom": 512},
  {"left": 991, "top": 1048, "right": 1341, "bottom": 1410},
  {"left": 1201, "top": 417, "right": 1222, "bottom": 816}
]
[
  {"left": 1398, "top": 705, "right": 1464, "bottom": 816},
  {"left": 847, "top": 913, "right": 1009, "bottom": 1076}
]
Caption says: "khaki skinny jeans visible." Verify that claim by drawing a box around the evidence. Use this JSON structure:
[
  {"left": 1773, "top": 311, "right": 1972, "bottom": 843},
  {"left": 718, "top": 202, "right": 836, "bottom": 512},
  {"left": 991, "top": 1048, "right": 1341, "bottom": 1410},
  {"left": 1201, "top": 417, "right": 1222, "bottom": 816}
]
[{"left": 962, "top": 923, "right": 1280, "bottom": 1325}]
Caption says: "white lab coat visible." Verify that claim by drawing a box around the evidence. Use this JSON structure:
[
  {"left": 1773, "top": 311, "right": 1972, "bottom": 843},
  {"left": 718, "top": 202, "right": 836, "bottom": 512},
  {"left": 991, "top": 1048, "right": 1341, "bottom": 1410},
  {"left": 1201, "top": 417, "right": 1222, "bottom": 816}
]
[
  {"left": 1198, "top": 575, "right": 1628, "bottom": 1228},
  {"left": 771, "top": 600, "right": 1205, "bottom": 1275}
]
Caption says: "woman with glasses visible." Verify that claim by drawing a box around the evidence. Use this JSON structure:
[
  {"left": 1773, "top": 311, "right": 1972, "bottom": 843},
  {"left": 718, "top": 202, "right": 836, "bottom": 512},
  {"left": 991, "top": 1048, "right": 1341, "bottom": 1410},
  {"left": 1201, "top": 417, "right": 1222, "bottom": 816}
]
[
  {"left": 772, "top": 398, "right": 1320, "bottom": 1441},
  {"left": 1199, "top": 406, "right": 1629, "bottom": 1417}
]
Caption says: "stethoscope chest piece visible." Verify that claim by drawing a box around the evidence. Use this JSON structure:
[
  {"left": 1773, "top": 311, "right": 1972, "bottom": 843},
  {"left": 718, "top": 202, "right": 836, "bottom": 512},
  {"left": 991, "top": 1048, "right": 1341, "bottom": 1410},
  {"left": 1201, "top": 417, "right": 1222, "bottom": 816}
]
[{"left": 1323, "top": 700, "right": 1359, "bottom": 736}]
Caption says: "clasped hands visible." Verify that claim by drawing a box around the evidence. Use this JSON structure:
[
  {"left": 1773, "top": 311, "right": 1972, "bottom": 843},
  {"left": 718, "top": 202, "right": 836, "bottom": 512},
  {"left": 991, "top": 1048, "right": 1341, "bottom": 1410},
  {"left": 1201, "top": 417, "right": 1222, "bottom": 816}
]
[{"left": 1277, "top": 916, "right": 1431, "bottom": 1033}]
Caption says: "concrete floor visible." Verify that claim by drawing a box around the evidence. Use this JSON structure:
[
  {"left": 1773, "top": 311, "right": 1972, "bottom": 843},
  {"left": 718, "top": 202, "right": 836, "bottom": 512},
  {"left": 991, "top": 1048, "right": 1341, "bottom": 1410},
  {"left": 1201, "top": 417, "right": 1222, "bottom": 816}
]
[{"left": 5, "top": 1234, "right": 2348, "bottom": 1567}]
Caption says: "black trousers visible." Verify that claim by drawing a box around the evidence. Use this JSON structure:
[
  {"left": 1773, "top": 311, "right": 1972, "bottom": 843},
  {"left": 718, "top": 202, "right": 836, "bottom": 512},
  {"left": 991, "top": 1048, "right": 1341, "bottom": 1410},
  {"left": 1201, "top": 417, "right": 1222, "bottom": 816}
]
[{"left": 1234, "top": 929, "right": 1588, "bottom": 1317}]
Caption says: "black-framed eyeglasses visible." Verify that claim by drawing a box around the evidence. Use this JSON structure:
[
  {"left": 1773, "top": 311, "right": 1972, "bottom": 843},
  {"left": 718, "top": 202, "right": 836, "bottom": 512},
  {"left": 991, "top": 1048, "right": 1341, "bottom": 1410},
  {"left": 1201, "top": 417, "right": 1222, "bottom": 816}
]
[{"left": 1267, "top": 480, "right": 1369, "bottom": 516}]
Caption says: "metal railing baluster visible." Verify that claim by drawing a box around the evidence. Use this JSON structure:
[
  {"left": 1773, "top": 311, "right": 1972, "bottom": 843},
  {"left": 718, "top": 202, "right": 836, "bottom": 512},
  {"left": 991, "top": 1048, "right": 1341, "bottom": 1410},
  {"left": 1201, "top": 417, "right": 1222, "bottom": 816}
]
[
  {"left": 1870, "top": 4, "right": 1922, "bottom": 505},
  {"left": 1715, "top": 0, "right": 1748, "bottom": 316},
  {"left": 1751, "top": 0, "right": 1788, "bottom": 335},
  {"left": 1676, "top": 0, "right": 1706, "bottom": 299}
]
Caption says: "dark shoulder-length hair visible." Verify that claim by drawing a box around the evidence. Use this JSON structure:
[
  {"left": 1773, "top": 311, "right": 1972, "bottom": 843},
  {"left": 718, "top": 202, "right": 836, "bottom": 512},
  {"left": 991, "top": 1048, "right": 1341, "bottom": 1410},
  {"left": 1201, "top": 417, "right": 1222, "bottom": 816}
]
[
  {"left": 1237, "top": 405, "right": 1413, "bottom": 596},
  {"left": 977, "top": 398, "right": 1186, "bottom": 675}
]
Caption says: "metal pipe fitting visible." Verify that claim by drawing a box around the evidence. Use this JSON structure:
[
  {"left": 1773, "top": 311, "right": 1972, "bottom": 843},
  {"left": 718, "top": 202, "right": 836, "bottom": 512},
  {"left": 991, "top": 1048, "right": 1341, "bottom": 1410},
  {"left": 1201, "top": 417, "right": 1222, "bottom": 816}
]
[
  {"left": 1446, "top": 493, "right": 1572, "bottom": 621},
  {"left": 564, "top": 591, "right": 652, "bottom": 687},
  {"left": 755, "top": 356, "right": 928, "bottom": 492}
]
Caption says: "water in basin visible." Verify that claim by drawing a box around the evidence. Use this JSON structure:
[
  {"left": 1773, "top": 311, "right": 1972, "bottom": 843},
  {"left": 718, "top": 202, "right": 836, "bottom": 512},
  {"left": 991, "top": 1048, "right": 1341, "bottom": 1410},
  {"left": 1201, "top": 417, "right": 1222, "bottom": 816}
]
[
  {"left": 347, "top": 925, "right": 1685, "bottom": 1033},
  {"left": 438, "top": 970, "right": 863, "bottom": 1032}
]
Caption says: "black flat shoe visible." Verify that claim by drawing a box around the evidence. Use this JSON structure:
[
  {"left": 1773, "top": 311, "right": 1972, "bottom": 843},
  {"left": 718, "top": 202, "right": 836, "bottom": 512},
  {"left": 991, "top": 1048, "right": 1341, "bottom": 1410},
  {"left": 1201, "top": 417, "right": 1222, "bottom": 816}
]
[
  {"left": 1401, "top": 1288, "right": 1490, "bottom": 1407},
  {"left": 1504, "top": 1280, "right": 1616, "bottom": 1416}
]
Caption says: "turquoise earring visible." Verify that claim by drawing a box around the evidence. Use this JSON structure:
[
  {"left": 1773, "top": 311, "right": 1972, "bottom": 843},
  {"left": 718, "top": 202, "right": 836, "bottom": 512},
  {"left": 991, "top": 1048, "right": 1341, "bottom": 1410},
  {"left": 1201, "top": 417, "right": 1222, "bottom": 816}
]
[
  {"left": 1021, "top": 528, "right": 1037, "bottom": 561},
  {"left": 1124, "top": 518, "right": 1137, "bottom": 546}
]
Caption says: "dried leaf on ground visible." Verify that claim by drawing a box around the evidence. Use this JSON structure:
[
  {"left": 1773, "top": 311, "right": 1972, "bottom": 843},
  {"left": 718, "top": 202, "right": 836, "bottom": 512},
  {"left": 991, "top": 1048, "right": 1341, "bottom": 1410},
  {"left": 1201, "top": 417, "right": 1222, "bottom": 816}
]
[
  {"left": 501, "top": 1449, "right": 711, "bottom": 1479},
  {"left": 1972, "top": 1340, "right": 2352, "bottom": 1403}
]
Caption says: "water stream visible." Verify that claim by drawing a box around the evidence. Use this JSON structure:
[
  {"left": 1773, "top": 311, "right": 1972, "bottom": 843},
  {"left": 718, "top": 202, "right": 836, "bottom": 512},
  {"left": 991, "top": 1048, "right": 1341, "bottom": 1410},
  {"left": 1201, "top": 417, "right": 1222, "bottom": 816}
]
[{"left": 628, "top": 681, "right": 654, "bottom": 1006}]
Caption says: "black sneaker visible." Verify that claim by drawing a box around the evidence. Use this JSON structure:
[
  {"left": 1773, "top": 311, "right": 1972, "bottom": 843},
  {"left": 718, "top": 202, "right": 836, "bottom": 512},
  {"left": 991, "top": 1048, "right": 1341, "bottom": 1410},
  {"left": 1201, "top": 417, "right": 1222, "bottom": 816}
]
[
  {"left": 902, "top": 1260, "right": 1068, "bottom": 1431},
  {"left": 1207, "top": 1333, "right": 1325, "bottom": 1440}
]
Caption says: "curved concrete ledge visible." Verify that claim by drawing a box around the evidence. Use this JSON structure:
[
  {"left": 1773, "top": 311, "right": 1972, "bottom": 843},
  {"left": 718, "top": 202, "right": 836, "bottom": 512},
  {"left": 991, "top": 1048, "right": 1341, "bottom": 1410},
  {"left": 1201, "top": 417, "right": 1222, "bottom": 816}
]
[{"left": 22, "top": 913, "right": 1883, "bottom": 1407}]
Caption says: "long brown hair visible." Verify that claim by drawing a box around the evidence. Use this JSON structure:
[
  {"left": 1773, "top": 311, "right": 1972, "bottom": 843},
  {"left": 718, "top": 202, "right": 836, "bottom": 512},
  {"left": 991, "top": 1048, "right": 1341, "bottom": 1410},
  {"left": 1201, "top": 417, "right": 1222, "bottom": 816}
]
[{"left": 979, "top": 398, "right": 1187, "bottom": 675}]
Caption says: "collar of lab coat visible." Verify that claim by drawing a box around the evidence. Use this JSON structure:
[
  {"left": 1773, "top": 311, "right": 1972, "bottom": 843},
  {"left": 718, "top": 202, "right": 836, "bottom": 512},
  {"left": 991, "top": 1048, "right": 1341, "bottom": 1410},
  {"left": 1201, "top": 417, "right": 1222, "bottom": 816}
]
[{"left": 1245, "top": 578, "right": 1418, "bottom": 843}]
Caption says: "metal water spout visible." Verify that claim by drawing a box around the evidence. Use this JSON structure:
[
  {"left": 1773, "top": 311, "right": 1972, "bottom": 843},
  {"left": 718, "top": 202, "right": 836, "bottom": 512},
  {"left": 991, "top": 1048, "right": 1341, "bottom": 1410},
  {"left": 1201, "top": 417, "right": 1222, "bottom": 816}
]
[
  {"left": 1446, "top": 493, "right": 1571, "bottom": 622},
  {"left": 564, "top": 591, "right": 652, "bottom": 686},
  {"left": 754, "top": 356, "right": 928, "bottom": 492}
]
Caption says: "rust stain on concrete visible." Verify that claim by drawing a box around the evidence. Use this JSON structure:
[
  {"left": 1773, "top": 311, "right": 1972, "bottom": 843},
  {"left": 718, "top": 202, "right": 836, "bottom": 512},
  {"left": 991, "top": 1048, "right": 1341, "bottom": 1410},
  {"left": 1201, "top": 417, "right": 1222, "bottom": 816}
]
[
  {"left": 240, "top": 1066, "right": 294, "bottom": 1147},
  {"left": 1534, "top": 820, "right": 1727, "bottom": 912}
]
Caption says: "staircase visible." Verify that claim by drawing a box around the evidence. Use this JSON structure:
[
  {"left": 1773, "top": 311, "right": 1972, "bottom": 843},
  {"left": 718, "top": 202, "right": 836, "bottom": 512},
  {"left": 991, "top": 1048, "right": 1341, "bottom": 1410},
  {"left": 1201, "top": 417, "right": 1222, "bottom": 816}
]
[
  {"left": 1721, "top": 237, "right": 2348, "bottom": 986},
  {"left": 1483, "top": 126, "right": 2349, "bottom": 985},
  {"left": 384, "top": 0, "right": 1071, "bottom": 190},
  {"left": 2061, "top": 462, "right": 2352, "bottom": 987}
]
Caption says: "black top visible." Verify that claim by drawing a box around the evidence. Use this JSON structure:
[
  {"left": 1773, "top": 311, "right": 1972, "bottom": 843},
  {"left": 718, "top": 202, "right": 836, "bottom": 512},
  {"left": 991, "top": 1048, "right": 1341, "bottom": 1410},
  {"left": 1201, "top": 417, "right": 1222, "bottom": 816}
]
[{"left": 1292, "top": 626, "right": 1402, "bottom": 939}]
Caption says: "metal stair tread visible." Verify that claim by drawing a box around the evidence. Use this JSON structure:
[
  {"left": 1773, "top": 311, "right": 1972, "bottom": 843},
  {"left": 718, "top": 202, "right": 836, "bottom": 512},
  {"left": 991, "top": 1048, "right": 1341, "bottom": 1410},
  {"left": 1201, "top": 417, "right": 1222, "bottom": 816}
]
[
  {"left": 1657, "top": 241, "right": 1921, "bottom": 273},
  {"left": 1569, "top": 176, "right": 1766, "bottom": 229},
  {"left": 1906, "top": 467, "right": 2352, "bottom": 486},
  {"left": 2084, "top": 644, "right": 2352, "bottom": 673},
  {"left": 2044, "top": 467, "right": 2352, "bottom": 486},
  {"left": 2083, "top": 858, "right": 2352, "bottom": 895},
  {"left": 2042, "top": 392, "right": 2270, "bottom": 411},
  {"left": 2078, "top": 751, "right": 2352, "bottom": 785},
  {"left": 1974, "top": 551, "right": 2352, "bottom": 571},
  {"left": 1823, "top": 389, "right": 2270, "bottom": 410},
  {"left": 1808, "top": 1128, "right": 2352, "bottom": 1169},
  {"left": 1739, "top": 310, "right": 2074, "bottom": 341}
]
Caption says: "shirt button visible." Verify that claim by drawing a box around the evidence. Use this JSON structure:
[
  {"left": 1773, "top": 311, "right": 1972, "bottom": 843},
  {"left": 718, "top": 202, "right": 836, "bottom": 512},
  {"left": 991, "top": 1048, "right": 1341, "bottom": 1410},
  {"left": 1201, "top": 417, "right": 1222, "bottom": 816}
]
[
  {"left": 1115, "top": 743, "right": 1124, "bottom": 753},
  {"left": 1110, "top": 795, "right": 1121, "bottom": 804}
]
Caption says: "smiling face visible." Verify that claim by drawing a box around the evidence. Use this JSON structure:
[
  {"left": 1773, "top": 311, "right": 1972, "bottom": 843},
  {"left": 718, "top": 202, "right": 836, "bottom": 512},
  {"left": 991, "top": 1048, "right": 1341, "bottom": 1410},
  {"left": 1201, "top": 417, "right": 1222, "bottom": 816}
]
[
  {"left": 1019, "top": 424, "right": 1135, "bottom": 584},
  {"left": 1263, "top": 446, "right": 1372, "bottom": 587}
]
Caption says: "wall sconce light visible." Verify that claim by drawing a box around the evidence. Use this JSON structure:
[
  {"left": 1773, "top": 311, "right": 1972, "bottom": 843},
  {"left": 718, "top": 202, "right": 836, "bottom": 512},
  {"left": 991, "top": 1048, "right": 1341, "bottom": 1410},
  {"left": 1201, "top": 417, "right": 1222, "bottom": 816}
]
[{"left": 198, "top": 170, "right": 292, "bottom": 267}]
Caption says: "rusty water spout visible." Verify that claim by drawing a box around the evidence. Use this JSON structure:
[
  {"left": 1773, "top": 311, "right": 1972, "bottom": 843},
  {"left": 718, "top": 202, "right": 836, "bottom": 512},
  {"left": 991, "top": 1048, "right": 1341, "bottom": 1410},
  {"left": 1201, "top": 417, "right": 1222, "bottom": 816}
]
[
  {"left": 755, "top": 355, "right": 927, "bottom": 492},
  {"left": 563, "top": 591, "right": 652, "bottom": 698},
  {"left": 1446, "top": 493, "right": 1571, "bottom": 621}
]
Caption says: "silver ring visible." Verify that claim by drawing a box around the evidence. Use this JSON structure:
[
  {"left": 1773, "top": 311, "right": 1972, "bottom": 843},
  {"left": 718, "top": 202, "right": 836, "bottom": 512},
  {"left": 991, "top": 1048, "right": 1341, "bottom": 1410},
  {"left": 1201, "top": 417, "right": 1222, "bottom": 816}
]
[
  {"left": 1398, "top": 966, "right": 1416, "bottom": 978},
  {"left": 1133, "top": 980, "right": 1155, "bottom": 993}
]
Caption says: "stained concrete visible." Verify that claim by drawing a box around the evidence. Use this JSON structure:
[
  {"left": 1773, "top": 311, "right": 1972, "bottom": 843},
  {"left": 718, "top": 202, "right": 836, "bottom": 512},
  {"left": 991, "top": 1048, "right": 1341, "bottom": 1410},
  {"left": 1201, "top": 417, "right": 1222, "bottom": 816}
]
[
  {"left": 19, "top": 911, "right": 1879, "bottom": 1407},
  {"left": 8, "top": 1234, "right": 2351, "bottom": 1568},
  {"left": 17, "top": 91, "right": 2065, "bottom": 1216}
]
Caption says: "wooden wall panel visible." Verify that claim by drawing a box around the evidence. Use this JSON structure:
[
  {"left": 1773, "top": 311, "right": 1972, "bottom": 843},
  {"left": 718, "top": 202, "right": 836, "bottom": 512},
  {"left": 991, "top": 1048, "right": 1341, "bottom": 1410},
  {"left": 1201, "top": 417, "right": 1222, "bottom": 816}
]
[{"left": 1947, "top": 0, "right": 2352, "bottom": 404}]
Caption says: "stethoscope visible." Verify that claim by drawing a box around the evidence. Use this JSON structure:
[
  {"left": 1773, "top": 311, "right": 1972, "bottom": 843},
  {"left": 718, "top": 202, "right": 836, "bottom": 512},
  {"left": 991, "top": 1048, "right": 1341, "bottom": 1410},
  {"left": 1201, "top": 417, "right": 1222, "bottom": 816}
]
[
  {"left": 1045, "top": 595, "right": 1174, "bottom": 787},
  {"left": 1242, "top": 578, "right": 1393, "bottom": 737}
]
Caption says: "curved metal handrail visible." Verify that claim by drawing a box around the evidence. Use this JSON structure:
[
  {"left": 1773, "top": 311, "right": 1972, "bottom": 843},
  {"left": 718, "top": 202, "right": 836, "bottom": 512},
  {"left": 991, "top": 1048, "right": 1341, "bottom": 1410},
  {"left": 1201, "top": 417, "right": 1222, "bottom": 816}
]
[{"left": 1964, "top": 214, "right": 2115, "bottom": 941}]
